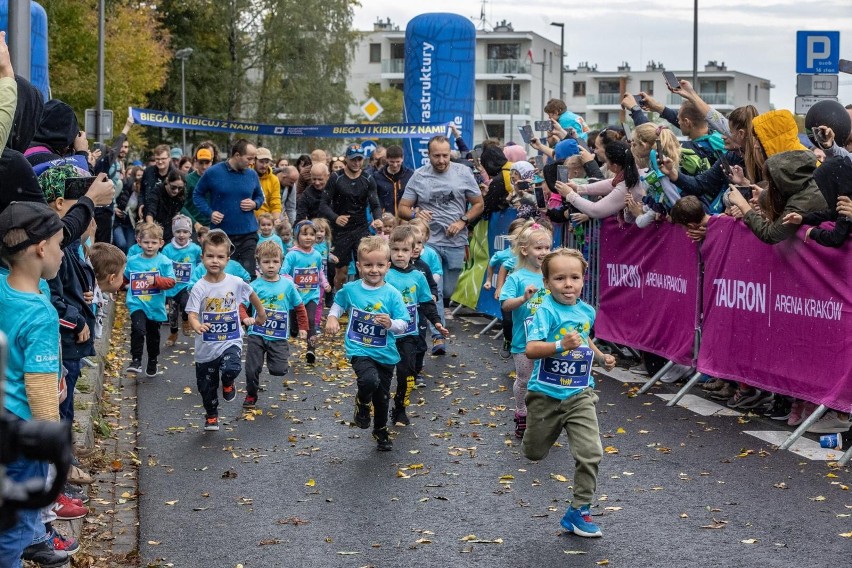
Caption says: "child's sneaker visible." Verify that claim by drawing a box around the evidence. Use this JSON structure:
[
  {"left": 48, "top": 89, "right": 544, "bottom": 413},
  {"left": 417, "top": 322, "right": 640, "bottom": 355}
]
[
  {"left": 766, "top": 396, "right": 792, "bottom": 420},
  {"left": 431, "top": 337, "right": 446, "bottom": 355},
  {"left": 373, "top": 427, "right": 393, "bottom": 451},
  {"left": 46, "top": 523, "right": 80, "bottom": 555},
  {"left": 807, "top": 411, "right": 851, "bottom": 434},
  {"left": 414, "top": 374, "right": 426, "bottom": 388},
  {"left": 701, "top": 378, "right": 726, "bottom": 391},
  {"left": 561, "top": 505, "right": 602, "bottom": 537},
  {"left": 182, "top": 320, "right": 193, "bottom": 337},
  {"left": 242, "top": 394, "right": 257, "bottom": 409},
  {"left": 145, "top": 358, "right": 158, "bottom": 377},
  {"left": 514, "top": 412, "right": 526, "bottom": 439},
  {"left": 500, "top": 339, "right": 511, "bottom": 359},
  {"left": 222, "top": 383, "right": 236, "bottom": 402},
  {"left": 354, "top": 398, "right": 372, "bottom": 429},
  {"left": 51, "top": 493, "right": 88, "bottom": 520},
  {"left": 125, "top": 359, "right": 142, "bottom": 374},
  {"left": 165, "top": 332, "right": 178, "bottom": 347},
  {"left": 787, "top": 400, "right": 804, "bottom": 426},
  {"left": 305, "top": 349, "right": 316, "bottom": 365},
  {"left": 391, "top": 406, "right": 410, "bottom": 426},
  {"left": 204, "top": 415, "right": 219, "bottom": 431}
]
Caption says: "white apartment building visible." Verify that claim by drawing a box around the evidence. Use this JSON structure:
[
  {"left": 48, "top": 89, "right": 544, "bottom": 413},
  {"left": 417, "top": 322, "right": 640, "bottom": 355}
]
[
  {"left": 348, "top": 19, "right": 563, "bottom": 143},
  {"left": 566, "top": 60, "right": 773, "bottom": 128}
]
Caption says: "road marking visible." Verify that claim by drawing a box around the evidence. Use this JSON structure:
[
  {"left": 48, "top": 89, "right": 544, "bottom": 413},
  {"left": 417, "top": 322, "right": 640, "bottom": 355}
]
[
  {"left": 743, "top": 430, "right": 842, "bottom": 461},
  {"left": 653, "top": 393, "right": 743, "bottom": 417},
  {"left": 598, "top": 367, "right": 648, "bottom": 384}
]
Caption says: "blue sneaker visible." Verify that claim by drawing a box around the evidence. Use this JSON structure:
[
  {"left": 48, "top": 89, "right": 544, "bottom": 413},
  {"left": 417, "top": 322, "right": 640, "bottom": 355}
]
[{"left": 561, "top": 505, "right": 602, "bottom": 537}]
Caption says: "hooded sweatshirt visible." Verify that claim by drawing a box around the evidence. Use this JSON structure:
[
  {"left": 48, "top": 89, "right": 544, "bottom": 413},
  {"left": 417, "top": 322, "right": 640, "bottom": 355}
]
[
  {"left": 26, "top": 99, "right": 90, "bottom": 175},
  {"left": 742, "top": 150, "right": 827, "bottom": 244},
  {"left": 752, "top": 110, "right": 810, "bottom": 158},
  {"left": 480, "top": 145, "right": 511, "bottom": 218}
]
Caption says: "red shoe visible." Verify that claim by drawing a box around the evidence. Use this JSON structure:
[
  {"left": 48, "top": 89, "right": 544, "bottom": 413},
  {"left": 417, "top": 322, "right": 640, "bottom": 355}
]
[
  {"left": 47, "top": 524, "right": 80, "bottom": 555},
  {"left": 51, "top": 493, "right": 88, "bottom": 520}
]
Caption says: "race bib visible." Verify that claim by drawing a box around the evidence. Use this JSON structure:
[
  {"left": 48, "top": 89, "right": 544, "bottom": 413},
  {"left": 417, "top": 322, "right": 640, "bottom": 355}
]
[
  {"left": 130, "top": 271, "right": 159, "bottom": 296},
  {"left": 201, "top": 311, "right": 240, "bottom": 342},
  {"left": 537, "top": 346, "right": 594, "bottom": 389},
  {"left": 250, "top": 309, "right": 289, "bottom": 339},
  {"left": 293, "top": 267, "right": 319, "bottom": 291},
  {"left": 403, "top": 304, "right": 418, "bottom": 335},
  {"left": 173, "top": 262, "right": 192, "bottom": 283},
  {"left": 346, "top": 308, "right": 387, "bottom": 347}
]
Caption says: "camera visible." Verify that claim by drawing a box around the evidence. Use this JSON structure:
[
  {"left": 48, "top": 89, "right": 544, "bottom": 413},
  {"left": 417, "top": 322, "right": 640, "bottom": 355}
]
[{"left": 0, "top": 332, "right": 73, "bottom": 531}]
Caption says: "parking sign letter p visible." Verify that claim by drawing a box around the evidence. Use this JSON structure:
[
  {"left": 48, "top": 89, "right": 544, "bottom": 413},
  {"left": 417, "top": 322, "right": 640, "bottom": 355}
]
[{"left": 807, "top": 35, "right": 831, "bottom": 68}]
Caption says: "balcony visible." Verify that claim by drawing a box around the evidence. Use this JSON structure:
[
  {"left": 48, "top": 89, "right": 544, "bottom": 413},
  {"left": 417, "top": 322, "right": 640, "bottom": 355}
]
[
  {"left": 586, "top": 93, "right": 622, "bottom": 106},
  {"left": 480, "top": 100, "right": 531, "bottom": 115},
  {"left": 667, "top": 92, "right": 735, "bottom": 106},
  {"left": 381, "top": 58, "right": 405, "bottom": 74},
  {"left": 477, "top": 59, "right": 532, "bottom": 75}
]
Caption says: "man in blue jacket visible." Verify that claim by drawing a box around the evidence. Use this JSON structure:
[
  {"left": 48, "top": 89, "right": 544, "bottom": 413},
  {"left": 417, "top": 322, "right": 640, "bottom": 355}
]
[{"left": 193, "top": 139, "right": 264, "bottom": 275}]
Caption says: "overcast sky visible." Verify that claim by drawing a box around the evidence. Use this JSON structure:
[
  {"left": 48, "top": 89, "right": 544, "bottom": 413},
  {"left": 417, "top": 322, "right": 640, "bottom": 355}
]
[{"left": 353, "top": 0, "right": 852, "bottom": 110}]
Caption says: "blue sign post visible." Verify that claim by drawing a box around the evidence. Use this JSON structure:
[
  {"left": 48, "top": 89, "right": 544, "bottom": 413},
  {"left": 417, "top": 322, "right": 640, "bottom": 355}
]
[{"left": 796, "top": 31, "right": 840, "bottom": 74}]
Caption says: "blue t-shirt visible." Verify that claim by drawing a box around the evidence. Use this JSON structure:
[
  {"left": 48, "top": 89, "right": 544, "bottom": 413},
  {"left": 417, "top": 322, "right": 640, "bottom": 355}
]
[
  {"left": 124, "top": 252, "right": 176, "bottom": 321},
  {"left": 161, "top": 241, "right": 202, "bottom": 297},
  {"left": 0, "top": 276, "right": 61, "bottom": 420},
  {"left": 385, "top": 267, "right": 433, "bottom": 337},
  {"left": 526, "top": 295, "right": 597, "bottom": 401},
  {"left": 498, "top": 268, "right": 548, "bottom": 354},
  {"left": 421, "top": 245, "right": 444, "bottom": 276},
  {"left": 247, "top": 276, "right": 303, "bottom": 341},
  {"left": 282, "top": 248, "right": 324, "bottom": 304},
  {"left": 0, "top": 266, "right": 50, "bottom": 295},
  {"left": 127, "top": 243, "right": 142, "bottom": 258},
  {"left": 189, "top": 260, "right": 251, "bottom": 287},
  {"left": 334, "top": 280, "right": 409, "bottom": 365},
  {"left": 258, "top": 233, "right": 285, "bottom": 252}
]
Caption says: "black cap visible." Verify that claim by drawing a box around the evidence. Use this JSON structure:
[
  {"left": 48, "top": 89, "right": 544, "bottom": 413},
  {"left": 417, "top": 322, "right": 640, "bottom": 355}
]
[{"left": 0, "top": 201, "right": 64, "bottom": 253}]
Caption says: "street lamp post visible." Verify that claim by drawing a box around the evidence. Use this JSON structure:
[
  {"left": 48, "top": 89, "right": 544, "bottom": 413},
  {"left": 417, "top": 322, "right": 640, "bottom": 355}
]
[
  {"left": 175, "top": 48, "right": 194, "bottom": 155},
  {"left": 692, "top": 0, "right": 698, "bottom": 88},
  {"left": 550, "top": 22, "right": 564, "bottom": 100},
  {"left": 506, "top": 74, "right": 516, "bottom": 143}
]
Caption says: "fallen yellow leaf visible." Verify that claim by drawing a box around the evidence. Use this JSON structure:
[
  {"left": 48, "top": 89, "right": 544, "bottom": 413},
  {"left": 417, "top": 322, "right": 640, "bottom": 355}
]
[
  {"left": 183, "top": 387, "right": 192, "bottom": 394},
  {"left": 741, "top": 539, "right": 758, "bottom": 544},
  {"left": 551, "top": 474, "right": 569, "bottom": 482},
  {"left": 165, "top": 500, "right": 178, "bottom": 505},
  {"left": 616, "top": 427, "right": 626, "bottom": 434},
  {"left": 305, "top": 479, "right": 315, "bottom": 487},
  {"left": 604, "top": 446, "right": 619, "bottom": 454}
]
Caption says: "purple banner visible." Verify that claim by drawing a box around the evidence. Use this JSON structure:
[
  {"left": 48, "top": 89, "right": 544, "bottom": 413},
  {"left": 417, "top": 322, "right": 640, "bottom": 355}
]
[
  {"left": 595, "top": 218, "right": 699, "bottom": 366},
  {"left": 698, "top": 216, "right": 852, "bottom": 411}
]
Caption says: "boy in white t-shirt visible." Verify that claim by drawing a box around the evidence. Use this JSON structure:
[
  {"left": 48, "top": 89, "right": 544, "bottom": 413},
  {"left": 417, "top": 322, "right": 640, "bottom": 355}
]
[{"left": 186, "top": 230, "right": 266, "bottom": 431}]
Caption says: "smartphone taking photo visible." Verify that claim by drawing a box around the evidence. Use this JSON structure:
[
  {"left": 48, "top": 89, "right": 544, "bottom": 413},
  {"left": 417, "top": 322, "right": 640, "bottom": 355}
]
[
  {"left": 534, "top": 120, "right": 551, "bottom": 132},
  {"left": 519, "top": 125, "right": 533, "bottom": 144},
  {"left": 557, "top": 165, "right": 569, "bottom": 183},
  {"left": 663, "top": 71, "right": 680, "bottom": 91},
  {"left": 534, "top": 186, "right": 546, "bottom": 208}
]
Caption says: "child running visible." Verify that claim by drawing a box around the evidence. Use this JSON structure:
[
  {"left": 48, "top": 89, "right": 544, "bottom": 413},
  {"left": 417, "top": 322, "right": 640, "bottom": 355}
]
[
  {"left": 409, "top": 218, "right": 446, "bottom": 355},
  {"left": 240, "top": 240, "right": 308, "bottom": 408},
  {"left": 124, "top": 221, "right": 176, "bottom": 376},
  {"left": 498, "top": 222, "right": 553, "bottom": 438},
  {"left": 408, "top": 223, "right": 439, "bottom": 387},
  {"left": 312, "top": 217, "right": 337, "bottom": 314},
  {"left": 281, "top": 220, "right": 331, "bottom": 364},
  {"left": 162, "top": 215, "right": 202, "bottom": 345},
  {"left": 257, "top": 212, "right": 286, "bottom": 252},
  {"left": 275, "top": 219, "right": 294, "bottom": 252},
  {"left": 385, "top": 226, "right": 448, "bottom": 425},
  {"left": 484, "top": 218, "right": 528, "bottom": 358},
  {"left": 189, "top": 227, "right": 252, "bottom": 285},
  {"left": 523, "top": 248, "right": 615, "bottom": 538},
  {"left": 325, "top": 236, "right": 410, "bottom": 451},
  {"left": 186, "top": 229, "right": 266, "bottom": 431}
]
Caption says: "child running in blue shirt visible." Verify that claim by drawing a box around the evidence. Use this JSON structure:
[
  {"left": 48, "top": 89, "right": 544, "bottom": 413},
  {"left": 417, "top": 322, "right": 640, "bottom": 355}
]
[
  {"left": 499, "top": 222, "right": 553, "bottom": 439},
  {"left": 325, "top": 236, "right": 410, "bottom": 451},
  {"left": 239, "top": 240, "right": 308, "bottom": 408},
  {"left": 523, "top": 248, "right": 615, "bottom": 538},
  {"left": 257, "top": 212, "right": 285, "bottom": 252},
  {"left": 312, "top": 217, "right": 338, "bottom": 313},
  {"left": 484, "top": 218, "right": 528, "bottom": 358},
  {"left": 407, "top": 223, "right": 439, "bottom": 387},
  {"left": 385, "top": 226, "right": 448, "bottom": 426},
  {"left": 186, "top": 230, "right": 266, "bottom": 430},
  {"left": 124, "top": 221, "right": 176, "bottom": 377},
  {"left": 281, "top": 220, "right": 331, "bottom": 364},
  {"left": 162, "top": 215, "right": 202, "bottom": 346},
  {"left": 188, "top": 227, "right": 252, "bottom": 285},
  {"left": 409, "top": 218, "right": 447, "bottom": 355}
]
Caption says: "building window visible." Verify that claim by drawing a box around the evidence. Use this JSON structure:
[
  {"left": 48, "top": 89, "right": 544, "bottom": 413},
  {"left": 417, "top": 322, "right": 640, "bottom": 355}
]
[
  {"left": 747, "top": 83, "right": 751, "bottom": 100},
  {"left": 389, "top": 82, "right": 403, "bottom": 91},
  {"left": 598, "top": 112, "right": 610, "bottom": 125},
  {"left": 485, "top": 122, "right": 505, "bottom": 142},
  {"left": 573, "top": 82, "right": 586, "bottom": 97},
  {"left": 390, "top": 42, "right": 405, "bottom": 60},
  {"left": 598, "top": 80, "right": 620, "bottom": 94},
  {"left": 549, "top": 51, "right": 553, "bottom": 73},
  {"left": 699, "top": 80, "right": 727, "bottom": 94},
  {"left": 640, "top": 80, "right": 654, "bottom": 95},
  {"left": 487, "top": 43, "right": 521, "bottom": 60},
  {"left": 754, "top": 85, "right": 758, "bottom": 102},
  {"left": 369, "top": 43, "right": 381, "bottom": 64}
]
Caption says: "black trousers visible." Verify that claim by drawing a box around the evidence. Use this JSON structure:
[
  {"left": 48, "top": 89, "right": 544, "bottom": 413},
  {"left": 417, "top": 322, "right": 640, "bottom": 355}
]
[
  {"left": 351, "top": 356, "right": 393, "bottom": 431},
  {"left": 195, "top": 345, "right": 242, "bottom": 417},
  {"left": 168, "top": 289, "right": 190, "bottom": 333},
  {"left": 94, "top": 206, "right": 114, "bottom": 244},
  {"left": 289, "top": 300, "right": 318, "bottom": 348},
  {"left": 501, "top": 308, "right": 513, "bottom": 343},
  {"left": 130, "top": 310, "right": 160, "bottom": 362},
  {"left": 394, "top": 336, "right": 418, "bottom": 408},
  {"left": 230, "top": 232, "right": 258, "bottom": 277},
  {"left": 415, "top": 317, "right": 428, "bottom": 374}
]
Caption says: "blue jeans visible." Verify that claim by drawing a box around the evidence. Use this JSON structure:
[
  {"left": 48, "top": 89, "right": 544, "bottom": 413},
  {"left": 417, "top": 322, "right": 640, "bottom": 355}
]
[
  {"left": 59, "top": 359, "right": 82, "bottom": 422},
  {"left": 429, "top": 244, "right": 466, "bottom": 301},
  {"left": 0, "top": 456, "right": 49, "bottom": 568},
  {"left": 113, "top": 222, "right": 135, "bottom": 253}
]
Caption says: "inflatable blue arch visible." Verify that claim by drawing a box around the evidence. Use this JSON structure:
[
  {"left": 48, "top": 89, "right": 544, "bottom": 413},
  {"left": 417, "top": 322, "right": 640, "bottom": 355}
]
[{"left": 0, "top": 1, "right": 51, "bottom": 101}]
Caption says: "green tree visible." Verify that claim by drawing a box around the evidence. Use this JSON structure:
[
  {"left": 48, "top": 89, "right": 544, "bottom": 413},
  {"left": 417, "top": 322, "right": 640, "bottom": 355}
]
[{"left": 40, "top": 0, "right": 171, "bottom": 149}]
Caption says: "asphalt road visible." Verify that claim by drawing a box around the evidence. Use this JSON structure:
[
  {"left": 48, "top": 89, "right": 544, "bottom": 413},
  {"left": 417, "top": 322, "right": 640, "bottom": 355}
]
[{"left": 135, "top": 314, "right": 851, "bottom": 568}]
